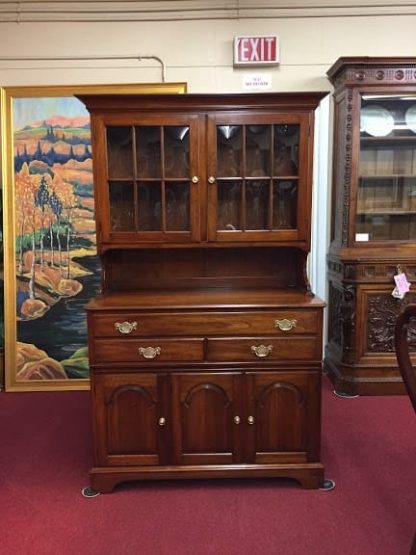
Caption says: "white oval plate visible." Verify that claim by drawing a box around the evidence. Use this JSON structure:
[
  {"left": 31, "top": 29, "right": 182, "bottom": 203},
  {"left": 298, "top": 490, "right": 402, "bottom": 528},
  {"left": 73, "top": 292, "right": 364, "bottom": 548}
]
[
  {"left": 405, "top": 104, "right": 416, "bottom": 133},
  {"left": 360, "top": 105, "right": 394, "bottom": 137}
]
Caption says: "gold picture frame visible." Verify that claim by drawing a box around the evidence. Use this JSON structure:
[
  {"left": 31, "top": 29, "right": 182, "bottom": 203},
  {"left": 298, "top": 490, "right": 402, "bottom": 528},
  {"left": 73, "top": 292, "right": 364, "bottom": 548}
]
[{"left": 1, "top": 82, "right": 187, "bottom": 391}]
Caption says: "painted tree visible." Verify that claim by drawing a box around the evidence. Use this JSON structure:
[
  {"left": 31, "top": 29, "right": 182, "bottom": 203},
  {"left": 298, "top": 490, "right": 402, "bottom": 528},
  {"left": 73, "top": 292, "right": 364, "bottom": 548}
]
[
  {"left": 59, "top": 181, "right": 76, "bottom": 278},
  {"left": 34, "top": 175, "right": 51, "bottom": 266},
  {"left": 48, "top": 183, "right": 63, "bottom": 275},
  {"left": 15, "top": 163, "right": 43, "bottom": 300}
]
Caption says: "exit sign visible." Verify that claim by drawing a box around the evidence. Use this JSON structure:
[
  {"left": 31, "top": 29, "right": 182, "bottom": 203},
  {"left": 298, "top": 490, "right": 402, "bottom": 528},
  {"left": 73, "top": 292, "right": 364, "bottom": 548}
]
[{"left": 234, "top": 35, "right": 279, "bottom": 66}]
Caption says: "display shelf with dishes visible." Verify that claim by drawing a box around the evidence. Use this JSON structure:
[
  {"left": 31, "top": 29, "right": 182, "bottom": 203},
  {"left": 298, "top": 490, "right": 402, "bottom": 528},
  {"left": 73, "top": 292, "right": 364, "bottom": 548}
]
[
  {"left": 325, "top": 57, "right": 416, "bottom": 396},
  {"left": 358, "top": 96, "right": 416, "bottom": 242}
]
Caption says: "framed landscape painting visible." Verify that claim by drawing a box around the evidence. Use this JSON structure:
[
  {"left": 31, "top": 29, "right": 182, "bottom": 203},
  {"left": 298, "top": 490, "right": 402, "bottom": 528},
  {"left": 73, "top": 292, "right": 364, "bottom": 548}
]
[{"left": 1, "top": 82, "right": 187, "bottom": 391}]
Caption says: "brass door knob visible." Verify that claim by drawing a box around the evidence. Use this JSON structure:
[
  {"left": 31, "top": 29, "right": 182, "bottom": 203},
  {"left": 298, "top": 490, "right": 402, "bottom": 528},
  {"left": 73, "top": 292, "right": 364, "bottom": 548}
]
[
  {"left": 233, "top": 416, "right": 241, "bottom": 424},
  {"left": 191, "top": 175, "right": 199, "bottom": 183},
  {"left": 208, "top": 176, "right": 216, "bottom": 184},
  {"left": 158, "top": 417, "right": 166, "bottom": 427},
  {"left": 247, "top": 416, "right": 255, "bottom": 425}
]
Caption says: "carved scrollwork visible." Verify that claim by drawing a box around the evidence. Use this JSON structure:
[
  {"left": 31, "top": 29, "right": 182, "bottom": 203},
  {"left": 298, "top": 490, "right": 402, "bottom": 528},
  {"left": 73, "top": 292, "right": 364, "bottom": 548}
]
[
  {"left": 341, "top": 88, "right": 354, "bottom": 247},
  {"left": 344, "top": 66, "right": 416, "bottom": 85},
  {"left": 367, "top": 293, "right": 416, "bottom": 352},
  {"left": 328, "top": 282, "right": 343, "bottom": 346}
]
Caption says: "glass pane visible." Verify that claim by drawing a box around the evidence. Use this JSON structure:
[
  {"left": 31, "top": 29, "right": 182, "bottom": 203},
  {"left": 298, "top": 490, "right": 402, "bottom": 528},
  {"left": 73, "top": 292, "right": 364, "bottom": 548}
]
[
  {"left": 274, "top": 125, "right": 299, "bottom": 177},
  {"left": 217, "top": 126, "right": 242, "bottom": 177},
  {"left": 358, "top": 94, "right": 416, "bottom": 241},
  {"left": 164, "top": 126, "right": 190, "bottom": 178},
  {"left": 246, "top": 125, "right": 271, "bottom": 177},
  {"left": 166, "top": 182, "right": 190, "bottom": 231},
  {"left": 217, "top": 180, "right": 242, "bottom": 230},
  {"left": 136, "top": 126, "right": 160, "bottom": 178},
  {"left": 273, "top": 180, "right": 298, "bottom": 229},
  {"left": 109, "top": 181, "right": 134, "bottom": 231},
  {"left": 246, "top": 180, "right": 269, "bottom": 230},
  {"left": 107, "top": 127, "right": 133, "bottom": 179},
  {"left": 138, "top": 182, "right": 161, "bottom": 231}
]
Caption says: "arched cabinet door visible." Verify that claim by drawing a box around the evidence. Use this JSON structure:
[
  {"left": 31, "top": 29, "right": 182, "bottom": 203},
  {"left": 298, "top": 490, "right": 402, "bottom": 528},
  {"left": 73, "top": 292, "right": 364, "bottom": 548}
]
[
  {"left": 93, "top": 373, "right": 170, "bottom": 466},
  {"left": 171, "top": 372, "right": 242, "bottom": 465},
  {"left": 245, "top": 371, "right": 321, "bottom": 464}
]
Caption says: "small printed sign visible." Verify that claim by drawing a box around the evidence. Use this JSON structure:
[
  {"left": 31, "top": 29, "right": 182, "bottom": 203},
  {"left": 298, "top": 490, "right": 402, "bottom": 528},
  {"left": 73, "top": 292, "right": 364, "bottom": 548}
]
[
  {"left": 392, "top": 272, "right": 411, "bottom": 299},
  {"left": 243, "top": 73, "right": 272, "bottom": 91},
  {"left": 355, "top": 233, "right": 369, "bottom": 242},
  {"left": 234, "top": 35, "right": 279, "bottom": 66}
]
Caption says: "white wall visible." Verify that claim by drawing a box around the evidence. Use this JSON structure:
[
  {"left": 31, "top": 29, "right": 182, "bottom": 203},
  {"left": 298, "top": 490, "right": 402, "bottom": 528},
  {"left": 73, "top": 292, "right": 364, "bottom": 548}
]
[{"left": 0, "top": 8, "right": 415, "bottom": 330}]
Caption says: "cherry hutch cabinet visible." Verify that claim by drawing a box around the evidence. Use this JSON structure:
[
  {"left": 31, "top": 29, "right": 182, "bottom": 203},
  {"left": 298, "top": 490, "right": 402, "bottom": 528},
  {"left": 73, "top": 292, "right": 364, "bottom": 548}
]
[
  {"left": 325, "top": 57, "right": 416, "bottom": 396},
  {"left": 79, "top": 92, "right": 327, "bottom": 493}
]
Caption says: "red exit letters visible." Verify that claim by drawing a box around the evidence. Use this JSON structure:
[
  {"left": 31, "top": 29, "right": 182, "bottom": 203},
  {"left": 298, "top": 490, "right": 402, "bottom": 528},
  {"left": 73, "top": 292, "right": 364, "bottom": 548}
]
[{"left": 234, "top": 36, "right": 279, "bottom": 66}]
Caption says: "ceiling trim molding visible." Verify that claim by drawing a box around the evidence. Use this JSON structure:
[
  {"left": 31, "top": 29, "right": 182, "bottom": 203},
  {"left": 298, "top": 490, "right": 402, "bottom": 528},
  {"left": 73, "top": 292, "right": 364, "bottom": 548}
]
[{"left": 1, "top": 1, "right": 416, "bottom": 22}]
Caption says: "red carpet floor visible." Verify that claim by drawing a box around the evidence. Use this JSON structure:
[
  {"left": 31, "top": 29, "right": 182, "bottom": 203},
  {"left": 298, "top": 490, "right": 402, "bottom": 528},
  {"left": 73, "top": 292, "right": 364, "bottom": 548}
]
[{"left": 0, "top": 376, "right": 414, "bottom": 555}]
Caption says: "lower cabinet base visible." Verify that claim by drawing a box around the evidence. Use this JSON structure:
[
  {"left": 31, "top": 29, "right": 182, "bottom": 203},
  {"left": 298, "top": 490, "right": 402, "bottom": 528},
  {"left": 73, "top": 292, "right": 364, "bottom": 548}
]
[
  {"left": 324, "top": 358, "right": 405, "bottom": 396},
  {"left": 89, "top": 463, "right": 325, "bottom": 493}
]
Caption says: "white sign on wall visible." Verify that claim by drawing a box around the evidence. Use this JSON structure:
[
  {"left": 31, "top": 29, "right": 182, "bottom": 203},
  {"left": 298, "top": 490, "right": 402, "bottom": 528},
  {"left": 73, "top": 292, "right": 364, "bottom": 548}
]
[{"left": 242, "top": 73, "right": 272, "bottom": 91}]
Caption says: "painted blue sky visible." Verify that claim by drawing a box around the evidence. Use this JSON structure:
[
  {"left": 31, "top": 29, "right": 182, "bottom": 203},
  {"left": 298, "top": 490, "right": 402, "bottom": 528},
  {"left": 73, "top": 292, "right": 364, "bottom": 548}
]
[{"left": 13, "top": 96, "right": 89, "bottom": 129}]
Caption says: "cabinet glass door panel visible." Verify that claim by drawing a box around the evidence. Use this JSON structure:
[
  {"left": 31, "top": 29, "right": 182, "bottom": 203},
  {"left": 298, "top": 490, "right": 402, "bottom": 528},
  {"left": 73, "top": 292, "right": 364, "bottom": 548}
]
[
  {"left": 164, "top": 126, "right": 190, "bottom": 178},
  {"left": 217, "top": 181, "right": 242, "bottom": 230},
  {"left": 136, "top": 126, "right": 160, "bottom": 178},
  {"left": 105, "top": 121, "right": 195, "bottom": 240},
  {"left": 210, "top": 117, "right": 302, "bottom": 241},
  {"left": 357, "top": 94, "right": 416, "bottom": 242},
  {"left": 165, "top": 182, "right": 190, "bottom": 231},
  {"left": 107, "top": 126, "right": 133, "bottom": 179},
  {"left": 274, "top": 125, "right": 299, "bottom": 177},
  {"left": 217, "top": 125, "right": 242, "bottom": 176},
  {"left": 109, "top": 181, "right": 135, "bottom": 231},
  {"left": 245, "top": 180, "right": 269, "bottom": 230},
  {"left": 273, "top": 180, "right": 298, "bottom": 229},
  {"left": 138, "top": 182, "right": 162, "bottom": 231}
]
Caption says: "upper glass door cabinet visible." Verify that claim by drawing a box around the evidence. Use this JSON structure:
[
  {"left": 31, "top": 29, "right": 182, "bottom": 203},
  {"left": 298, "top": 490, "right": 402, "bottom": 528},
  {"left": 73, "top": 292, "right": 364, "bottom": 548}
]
[
  {"left": 357, "top": 94, "right": 416, "bottom": 242},
  {"left": 208, "top": 114, "right": 310, "bottom": 243},
  {"left": 102, "top": 115, "right": 199, "bottom": 243}
]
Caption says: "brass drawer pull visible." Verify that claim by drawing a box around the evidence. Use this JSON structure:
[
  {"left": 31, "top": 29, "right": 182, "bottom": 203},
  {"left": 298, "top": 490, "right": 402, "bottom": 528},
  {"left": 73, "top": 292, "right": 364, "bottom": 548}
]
[
  {"left": 251, "top": 344, "right": 273, "bottom": 358},
  {"left": 138, "top": 346, "right": 161, "bottom": 359},
  {"left": 114, "top": 321, "right": 138, "bottom": 334},
  {"left": 274, "top": 318, "right": 297, "bottom": 332},
  {"left": 158, "top": 417, "right": 166, "bottom": 427},
  {"left": 234, "top": 416, "right": 241, "bottom": 425},
  {"left": 247, "top": 416, "right": 255, "bottom": 425}
]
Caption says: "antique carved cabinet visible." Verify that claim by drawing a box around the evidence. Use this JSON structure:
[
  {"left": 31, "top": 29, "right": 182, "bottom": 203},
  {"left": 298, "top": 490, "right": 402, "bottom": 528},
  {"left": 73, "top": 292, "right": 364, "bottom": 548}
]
[
  {"left": 325, "top": 58, "right": 416, "bottom": 395},
  {"left": 79, "top": 92, "right": 327, "bottom": 493}
]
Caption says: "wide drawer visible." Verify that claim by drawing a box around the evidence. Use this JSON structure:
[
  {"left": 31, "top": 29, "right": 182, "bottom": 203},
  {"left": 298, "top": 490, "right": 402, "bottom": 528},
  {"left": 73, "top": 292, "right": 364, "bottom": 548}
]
[
  {"left": 91, "top": 338, "right": 204, "bottom": 363},
  {"left": 90, "top": 310, "right": 320, "bottom": 337},
  {"left": 206, "top": 337, "right": 321, "bottom": 362}
]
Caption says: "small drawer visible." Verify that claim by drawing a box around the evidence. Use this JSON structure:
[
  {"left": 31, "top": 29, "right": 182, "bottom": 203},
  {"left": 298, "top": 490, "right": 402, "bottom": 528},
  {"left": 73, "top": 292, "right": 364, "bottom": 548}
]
[
  {"left": 91, "top": 338, "right": 204, "bottom": 364},
  {"left": 206, "top": 337, "right": 321, "bottom": 362},
  {"left": 90, "top": 310, "right": 319, "bottom": 337}
]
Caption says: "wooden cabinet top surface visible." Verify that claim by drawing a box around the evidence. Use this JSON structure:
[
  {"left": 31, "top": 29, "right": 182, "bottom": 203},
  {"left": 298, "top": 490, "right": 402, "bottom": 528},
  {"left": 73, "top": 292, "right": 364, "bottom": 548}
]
[{"left": 87, "top": 288, "right": 325, "bottom": 311}]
